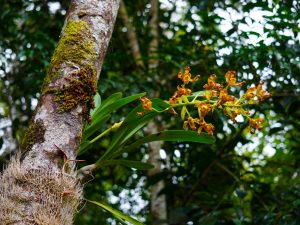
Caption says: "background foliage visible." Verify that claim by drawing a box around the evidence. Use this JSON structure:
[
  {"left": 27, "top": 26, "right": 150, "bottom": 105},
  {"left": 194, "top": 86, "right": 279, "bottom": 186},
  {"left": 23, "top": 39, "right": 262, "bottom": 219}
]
[{"left": 0, "top": 0, "right": 299, "bottom": 224}]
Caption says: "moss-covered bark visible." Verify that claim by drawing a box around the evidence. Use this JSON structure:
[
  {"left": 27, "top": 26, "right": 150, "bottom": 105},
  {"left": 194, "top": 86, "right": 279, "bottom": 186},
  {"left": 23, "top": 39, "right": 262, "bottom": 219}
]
[
  {"left": 48, "top": 65, "right": 97, "bottom": 122},
  {"left": 42, "top": 20, "right": 98, "bottom": 122},
  {"left": 0, "top": 1, "right": 120, "bottom": 224},
  {"left": 43, "top": 20, "right": 97, "bottom": 88}
]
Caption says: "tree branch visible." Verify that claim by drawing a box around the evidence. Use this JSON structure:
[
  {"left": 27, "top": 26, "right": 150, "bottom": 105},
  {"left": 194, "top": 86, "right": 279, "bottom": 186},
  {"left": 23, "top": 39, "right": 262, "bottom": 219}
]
[
  {"left": 148, "top": 0, "right": 159, "bottom": 70},
  {"left": 119, "top": 0, "right": 144, "bottom": 69},
  {"left": 0, "top": 1, "right": 120, "bottom": 224}
]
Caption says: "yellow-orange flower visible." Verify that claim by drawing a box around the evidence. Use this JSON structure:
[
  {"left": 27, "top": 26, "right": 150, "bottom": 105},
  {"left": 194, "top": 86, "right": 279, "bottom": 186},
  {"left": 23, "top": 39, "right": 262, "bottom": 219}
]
[
  {"left": 141, "top": 67, "right": 270, "bottom": 137},
  {"left": 195, "top": 102, "right": 212, "bottom": 118},
  {"left": 245, "top": 83, "right": 271, "bottom": 102},
  {"left": 257, "top": 82, "right": 271, "bottom": 101},
  {"left": 168, "top": 96, "right": 178, "bottom": 104},
  {"left": 249, "top": 118, "right": 264, "bottom": 134},
  {"left": 225, "top": 71, "right": 236, "bottom": 86},
  {"left": 140, "top": 97, "right": 152, "bottom": 111},
  {"left": 178, "top": 66, "right": 200, "bottom": 84},
  {"left": 183, "top": 116, "right": 200, "bottom": 130},
  {"left": 200, "top": 121, "right": 215, "bottom": 136},
  {"left": 219, "top": 89, "right": 235, "bottom": 104},
  {"left": 176, "top": 85, "right": 192, "bottom": 97},
  {"left": 203, "top": 74, "right": 223, "bottom": 90},
  {"left": 225, "top": 71, "right": 245, "bottom": 87},
  {"left": 245, "top": 87, "right": 256, "bottom": 100},
  {"left": 168, "top": 85, "right": 192, "bottom": 104},
  {"left": 223, "top": 106, "right": 244, "bottom": 122}
]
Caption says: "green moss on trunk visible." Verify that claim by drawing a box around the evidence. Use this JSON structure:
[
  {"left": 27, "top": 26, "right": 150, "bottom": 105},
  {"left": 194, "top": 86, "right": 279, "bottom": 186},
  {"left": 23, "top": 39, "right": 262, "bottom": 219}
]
[
  {"left": 51, "top": 65, "right": 97, "bottom": 122},
  {"left": 43, "top": 20, "right": 97, "bottom": 88},
  {"left": 41, "top": 20, "right": 98, "bottom": 122}
]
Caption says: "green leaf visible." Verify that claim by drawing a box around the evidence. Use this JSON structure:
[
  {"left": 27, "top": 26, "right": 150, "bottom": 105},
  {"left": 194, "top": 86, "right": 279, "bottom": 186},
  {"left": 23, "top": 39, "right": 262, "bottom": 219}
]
[
  {"left": 97, "top": 160, "right": 154, "bottom": 170},
  {"left": 79, "top": 93, "right": 148, "bottom": 156},
  {"left": 90, "top": 92, "right": 101, "bottom": 117},
  {"left": 87, "top": 200, "right": 145, "bottom": 225},
  {"left": 152, "top": 98, "right": 171, "bottom": 111},
  {"left": 83, "top": 93, "right": 145, "bottom": 140},
  {"left": 92, "top": 92, "right": 145, "bottom": 121},
  {"left": 77, "top": 140, "right": 91, "bottom": 156},
  {"left": 111, "top": 130, "right": 215, "bottom": 158},
  {"left": 114, "top": 215, "right": 128, "bottom": 225},
  {"left": 95, "top": 92, "right": 123, "bottom": 114},
  {"left": 137, "top": 130, "right": 215, "bottom": 145},
  {"left": 233, "top": 218, "right": 243, "bottom": 225},
  {"left": 180, "top": 106, "right": 187, "bottom": 120},
  {"left": 99, "top": 110, "right": 156, "bottom": 160},
  {"left": 190, "top": 91, "right": 205, "bottom": 98},
  {"left": 293, "top": 199, "right": 300, "bottom": 207},
  {"left": 248, "top": 31, "right": 260, "bottom": 36},
  {"left": 82, "top": 114, "right": 111, "bottom": 141},
  {"left": 99, "top": 98, "right": 170, "bottom": 160}
]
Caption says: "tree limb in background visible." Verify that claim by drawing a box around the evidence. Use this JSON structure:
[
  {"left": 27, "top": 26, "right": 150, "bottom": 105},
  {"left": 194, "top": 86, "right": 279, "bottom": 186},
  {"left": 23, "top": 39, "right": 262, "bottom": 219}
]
[
  {"left": 148, "top": 0, "right": 159, "bottom": 70},
  {"left": 119, "top": 0, "right": 167, "bottom": 222},
  {"left": 147, "top": 0, "right": 168, "bottom": 224},
  {"left": 119, "top": 0, "right": 144, "bottom": 69}
]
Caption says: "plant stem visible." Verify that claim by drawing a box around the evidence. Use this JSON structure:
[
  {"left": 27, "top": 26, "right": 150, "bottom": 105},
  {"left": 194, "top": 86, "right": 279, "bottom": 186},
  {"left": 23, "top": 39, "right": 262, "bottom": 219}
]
[{"left": 90, "top": 121, "right": 123, "bottom": 144}]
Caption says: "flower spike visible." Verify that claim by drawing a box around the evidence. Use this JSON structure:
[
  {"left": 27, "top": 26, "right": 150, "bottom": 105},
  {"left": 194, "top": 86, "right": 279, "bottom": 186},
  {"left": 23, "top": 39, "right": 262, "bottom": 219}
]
[{"left": 139, "top": 67, "right": 270, "bottom": 136}]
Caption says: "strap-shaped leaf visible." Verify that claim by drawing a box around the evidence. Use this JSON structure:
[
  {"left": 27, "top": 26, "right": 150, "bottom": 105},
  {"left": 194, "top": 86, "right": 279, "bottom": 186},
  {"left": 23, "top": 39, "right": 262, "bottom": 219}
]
[
  {"left": 93, "top": 92, "right": 123, "bottom": 117},
  {"left": 87, "top": 200, "right": 145, "bottom": 225},
  {"left": 83, "top": 93, "right": 146, "bottom": 140},
  {"left": 99, "top": 99, "right": 170, "bottom": 161},
  {"left": 90, "top": 92, "right": 101, "bottom": 117},
  {"left": 92, "top": 93, "right": 146, "bottom": 121},
  {"left": 110, "top": 130, "right": 216, "bottom": 159},
  {"left": 77, "top": 140, "right": 91, "bottom": 156},
  {"left": 82, "top": 114, "right": 111, "bottom": 141}
]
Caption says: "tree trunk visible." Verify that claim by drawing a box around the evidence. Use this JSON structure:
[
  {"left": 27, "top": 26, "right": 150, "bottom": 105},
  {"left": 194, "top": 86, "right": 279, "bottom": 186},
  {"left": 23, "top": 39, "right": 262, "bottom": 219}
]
[
  {"left": 119, "top": 1, "right": 167, "bottom": 223},
  {"left": 148, "top": 0, "right": 159, "bottom": 70},
  {"left": 0, "top": 0, "right": 120, "bottom": 224},
  {"left": 147, "top": 122, "right": 168, "bottom": 225},
  {"left": 147, "top": 0, "right": 168, "bottom": 224},
  {"left": 119, "top": 0, "right": 144, "bottom": 69}
]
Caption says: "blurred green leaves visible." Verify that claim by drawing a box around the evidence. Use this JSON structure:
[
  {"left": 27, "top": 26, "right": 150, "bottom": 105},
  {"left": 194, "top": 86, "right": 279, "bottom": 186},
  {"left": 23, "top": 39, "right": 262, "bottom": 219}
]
[{"left": 87, "top": 200, "right": 145, "bottom": 225}]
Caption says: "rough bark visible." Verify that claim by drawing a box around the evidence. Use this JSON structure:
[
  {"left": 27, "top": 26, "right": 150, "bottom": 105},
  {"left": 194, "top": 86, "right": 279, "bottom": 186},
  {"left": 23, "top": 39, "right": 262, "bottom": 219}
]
[
  {"left": 119, "top": 0, "right": 144, "bottom": 69},
  {"left": 147, "top": 0, "right": 168, "bottom": 224},
  {"left": 0, "top": 0, "right": 120, "bottom": 224}
]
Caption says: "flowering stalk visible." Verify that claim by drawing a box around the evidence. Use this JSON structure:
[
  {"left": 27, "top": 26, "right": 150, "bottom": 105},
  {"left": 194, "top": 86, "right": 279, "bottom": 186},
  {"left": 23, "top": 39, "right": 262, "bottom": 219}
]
[{"left": 139, "top": 67, "right": 271, "bottom": 135}]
